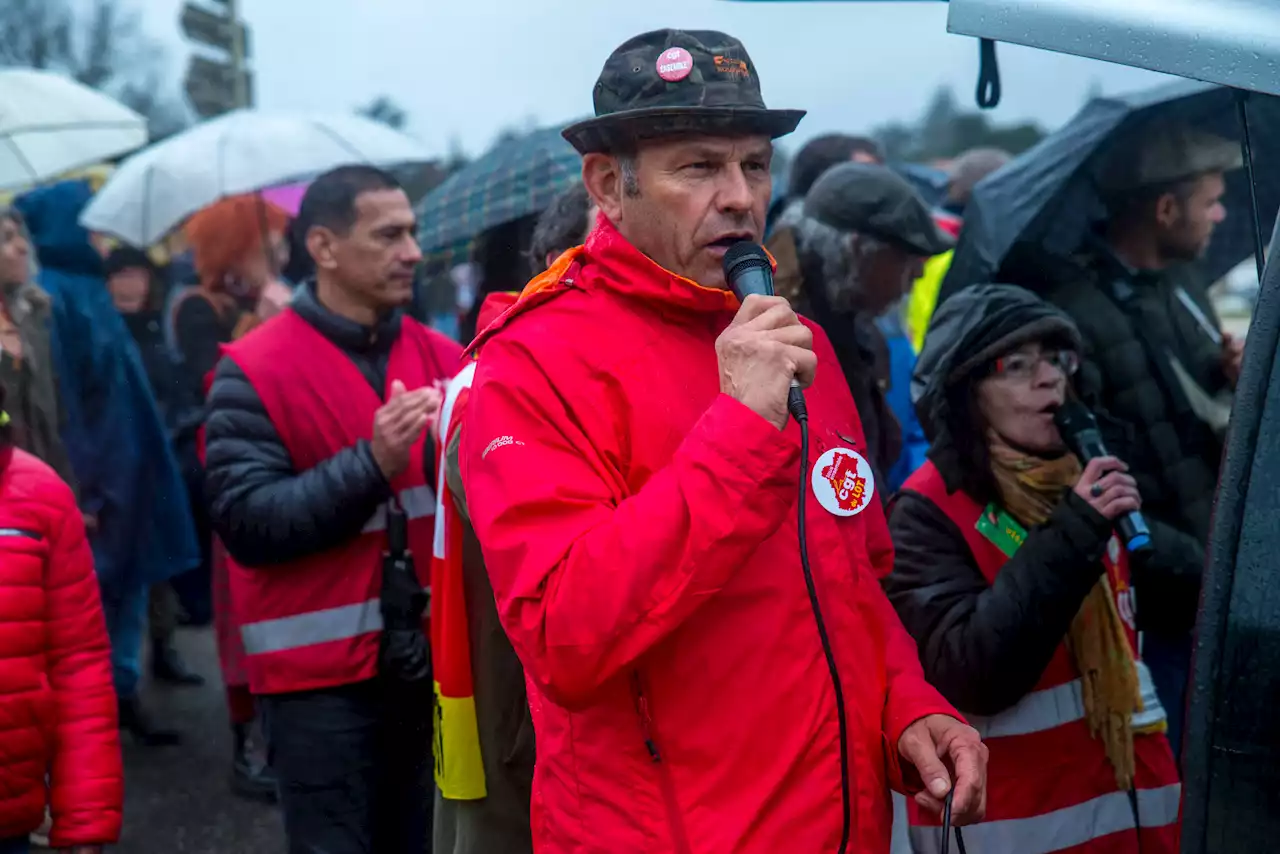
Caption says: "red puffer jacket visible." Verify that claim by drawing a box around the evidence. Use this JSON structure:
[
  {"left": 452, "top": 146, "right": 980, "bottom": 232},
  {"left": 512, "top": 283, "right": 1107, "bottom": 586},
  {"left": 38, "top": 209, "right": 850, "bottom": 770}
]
[{"left": 0, "top": 445, "right": 123, "bottom": 847}]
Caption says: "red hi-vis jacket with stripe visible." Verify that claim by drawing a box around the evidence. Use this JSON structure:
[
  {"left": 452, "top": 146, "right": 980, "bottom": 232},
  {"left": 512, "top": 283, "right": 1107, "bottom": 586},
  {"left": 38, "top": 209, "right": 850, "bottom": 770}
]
[
  {"left": 431, "top": 291, "right": 519, "bottom": 802},
  {"left": 223, "top": 308, "right": 453, "bottom": 695},
  {"left": 431, "top": 359, "right": 485, "bottom": 800},
  {"left": 901, "top": 462, "right": 1181, "bottom": 854}
]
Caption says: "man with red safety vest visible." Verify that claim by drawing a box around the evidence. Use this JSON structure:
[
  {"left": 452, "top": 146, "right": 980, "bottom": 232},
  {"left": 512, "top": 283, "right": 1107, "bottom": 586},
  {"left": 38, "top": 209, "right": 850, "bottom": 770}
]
[{"left": 204, "top": 165, "right": 461, "bottom": 854}]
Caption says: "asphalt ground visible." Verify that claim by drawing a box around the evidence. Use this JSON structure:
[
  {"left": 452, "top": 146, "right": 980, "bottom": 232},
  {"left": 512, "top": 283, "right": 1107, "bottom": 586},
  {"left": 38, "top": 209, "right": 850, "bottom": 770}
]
[{"left": 113, "top": 627, "right": 285, "bottom": 853}]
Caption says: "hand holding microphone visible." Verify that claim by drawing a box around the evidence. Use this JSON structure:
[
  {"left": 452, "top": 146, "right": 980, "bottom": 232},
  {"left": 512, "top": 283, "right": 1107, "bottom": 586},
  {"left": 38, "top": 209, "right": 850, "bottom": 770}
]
[
  {"left": 715, "top": 295, "right": 817, "bottom": 430},
  {"left": 719, "top": 242, "right": 814, "bottom": 429},
  {"left": 1072, "top": 457, "right": 1142, "bottom": 521},
  {"left": 1054, "top": 401, "right": 1152, "bottom": 553},
  {"left": 716, "top": 241, "right": 814, "bottom": 430}
]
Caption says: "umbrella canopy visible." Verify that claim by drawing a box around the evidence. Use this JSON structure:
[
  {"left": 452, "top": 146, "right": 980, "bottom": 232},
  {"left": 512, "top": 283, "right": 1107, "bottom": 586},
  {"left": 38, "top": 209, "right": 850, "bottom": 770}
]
[
  {"left": 942, "top": 80, "right": 1280, "bottom": 300},
  {"left": 79, "top": 109, "right": 432, "bottom": 246},
  {"left": 417, "top": 124, "right": 581, "bottom": 254},
  {"left": 0, "top": 69, "right": 146, "bottom": 192},
  {"left": 261, "top": 181, "right": 308, "bottom": 217}
]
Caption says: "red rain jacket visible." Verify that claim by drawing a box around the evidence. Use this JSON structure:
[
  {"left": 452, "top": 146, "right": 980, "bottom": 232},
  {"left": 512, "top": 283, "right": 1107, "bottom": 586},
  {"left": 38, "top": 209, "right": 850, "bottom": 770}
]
[
  {"left": 0, "top": 445, "right": 122, "bottom": 846},
  {"left": 461, "top": 220, "right": 958, "bottom": 853}
]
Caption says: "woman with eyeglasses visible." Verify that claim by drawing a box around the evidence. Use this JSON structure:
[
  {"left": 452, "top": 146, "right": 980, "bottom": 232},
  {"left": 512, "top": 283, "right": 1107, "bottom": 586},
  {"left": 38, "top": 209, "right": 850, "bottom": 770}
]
[{"left": 884, "top": 285, "right": 1180, "bottom": 854}]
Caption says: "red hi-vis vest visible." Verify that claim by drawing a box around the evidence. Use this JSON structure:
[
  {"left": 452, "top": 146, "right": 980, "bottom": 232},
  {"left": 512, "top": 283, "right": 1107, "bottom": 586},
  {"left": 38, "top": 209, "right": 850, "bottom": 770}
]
[
  {"left": 223, "top": 309, "right": 448, "bottom": 695},
  {"left": 431, "top": 360, "right": 486, "bottom": 800},
  {"left": 900, "top": 462, "right": 1181, "bottom": 854}
]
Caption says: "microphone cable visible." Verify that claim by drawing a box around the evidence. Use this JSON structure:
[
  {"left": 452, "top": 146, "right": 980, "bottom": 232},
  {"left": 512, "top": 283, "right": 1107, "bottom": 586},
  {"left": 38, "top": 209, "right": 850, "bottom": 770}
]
[
  {"left": 793, "top": 387, "right": 967, "bottom": 854},
  {"left": 941, "top": 791, "right": 968, "bottom": 854},
  {"left": 791, "top": 388, "right": 851, "bottom": 854}
]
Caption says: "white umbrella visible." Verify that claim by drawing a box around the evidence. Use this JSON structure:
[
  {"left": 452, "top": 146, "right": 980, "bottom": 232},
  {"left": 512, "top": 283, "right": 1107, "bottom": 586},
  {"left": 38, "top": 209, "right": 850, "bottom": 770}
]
[
  {"left": 0, "top": 69, "right": 147, "bottom": 192},
  {"left": 80, "top": 109, "right": 433, "bottom": 246}
]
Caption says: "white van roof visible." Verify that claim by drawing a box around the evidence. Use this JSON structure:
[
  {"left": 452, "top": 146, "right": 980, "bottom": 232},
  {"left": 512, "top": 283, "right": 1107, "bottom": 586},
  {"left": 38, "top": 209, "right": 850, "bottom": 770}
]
[{"left": 948, "top": 0, "right": 1280, "bottom": 97}]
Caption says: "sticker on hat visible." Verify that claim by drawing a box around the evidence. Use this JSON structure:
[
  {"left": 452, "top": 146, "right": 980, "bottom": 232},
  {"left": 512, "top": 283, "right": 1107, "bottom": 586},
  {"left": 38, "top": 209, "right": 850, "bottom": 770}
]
[
  {"left": 657, "top": 47, "right": 694, "bottom": 82},
  {"left": 811, "top": 447, "right": 875, "bottom": 517}
]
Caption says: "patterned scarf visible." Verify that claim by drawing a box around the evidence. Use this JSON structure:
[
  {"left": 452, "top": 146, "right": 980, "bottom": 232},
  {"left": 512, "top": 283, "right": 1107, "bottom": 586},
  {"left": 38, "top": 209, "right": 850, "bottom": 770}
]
[{"left": 987, "top": 432, "right": 1143, "bottom": 791}]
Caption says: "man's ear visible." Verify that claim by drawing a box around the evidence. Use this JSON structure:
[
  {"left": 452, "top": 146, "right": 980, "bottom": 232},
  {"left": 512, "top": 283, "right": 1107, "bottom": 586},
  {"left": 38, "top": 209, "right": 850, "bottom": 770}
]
[
  {"left": 305, "top": 226, "right": 338, "bottom": 271},
  {"left": 1154, "top": 192, "right": 1182, "bottom": 229},
  {"left": 582, "top": 154, "right": 625, "bottom": 226}
]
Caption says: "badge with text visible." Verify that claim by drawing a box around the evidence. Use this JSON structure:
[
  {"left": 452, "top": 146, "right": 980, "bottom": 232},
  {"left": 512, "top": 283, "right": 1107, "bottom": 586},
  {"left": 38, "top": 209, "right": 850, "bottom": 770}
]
[
  {"left": 975, "top": 504, "right": 1027, "bottom": 558},
  {"left": 656, "top": 47, "right": 694, "bottom": 82},
  {"left": 811, "top": 448, "right": 875, "bottom": 517}
]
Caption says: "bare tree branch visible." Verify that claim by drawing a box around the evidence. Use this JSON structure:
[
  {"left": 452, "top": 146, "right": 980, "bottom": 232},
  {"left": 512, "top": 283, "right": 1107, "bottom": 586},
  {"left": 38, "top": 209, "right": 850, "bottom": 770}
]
[{"left": 0, "top": 0, "right": 190, "bottom": 138}]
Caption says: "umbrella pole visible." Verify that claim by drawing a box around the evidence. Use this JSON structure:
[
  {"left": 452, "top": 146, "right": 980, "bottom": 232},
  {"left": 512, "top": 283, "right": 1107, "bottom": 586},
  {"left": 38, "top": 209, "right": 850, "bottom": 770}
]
[
  {"left": 254, "top": 193, "right": 280, "bottom": 277},
  {"left": 1235, "top": 89, "right": 1266, "bottom": 281}
]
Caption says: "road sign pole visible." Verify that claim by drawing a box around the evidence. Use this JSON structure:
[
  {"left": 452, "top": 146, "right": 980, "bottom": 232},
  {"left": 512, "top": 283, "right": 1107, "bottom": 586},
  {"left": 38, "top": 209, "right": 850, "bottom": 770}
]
[{"left": 228, "top": 0, "right": 248, "bottom": 108}]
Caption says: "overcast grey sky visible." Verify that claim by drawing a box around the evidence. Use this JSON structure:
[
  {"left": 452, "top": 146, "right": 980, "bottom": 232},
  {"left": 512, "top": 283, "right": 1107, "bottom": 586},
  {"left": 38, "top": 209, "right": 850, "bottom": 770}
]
[{"left": 146, "top": 0, "right": 1171, "bottom": 157}]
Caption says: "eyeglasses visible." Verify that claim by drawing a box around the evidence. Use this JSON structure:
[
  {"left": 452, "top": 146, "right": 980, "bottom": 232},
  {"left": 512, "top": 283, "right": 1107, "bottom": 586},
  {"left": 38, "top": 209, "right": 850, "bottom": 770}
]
[{"left": 991, "top": 349, "right": 1080, "bottom": 380}]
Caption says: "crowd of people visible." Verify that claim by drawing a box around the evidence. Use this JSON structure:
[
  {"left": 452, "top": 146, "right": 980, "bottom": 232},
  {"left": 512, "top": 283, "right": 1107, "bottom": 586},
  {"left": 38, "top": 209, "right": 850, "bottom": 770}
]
[{"left": 0, "top": 23, "right": 1247, "bottom": 854}]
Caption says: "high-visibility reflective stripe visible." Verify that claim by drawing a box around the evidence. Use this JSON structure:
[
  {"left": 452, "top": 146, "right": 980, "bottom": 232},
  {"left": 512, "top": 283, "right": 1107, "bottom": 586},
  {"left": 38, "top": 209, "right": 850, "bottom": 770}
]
[
  {"left": 363, "top": 485, "right": 436, "bottom": 534},
  {"left": 1132, "top": 660, "right": 1167, "bottom": 730},
  {"left": 967, "top": 672, "right": 1167, "bottom": 739},
  {"left": 241, "top": 597, "right": 382, "bottom": 655},
  {"left": 968, "top": 679, "right": 1085, "bottom": 739},
  {"left": 440, "top": 362, "right": 476, "bottom": 459},
  {"left": 433, "top": 363, "right": 476, "bottom": 560},
  {"left": 908, "top": 783, "right": 1181, "bottom": 854},
  {"left": 241, "top": 486, "right": 433, "bottom": 657}
]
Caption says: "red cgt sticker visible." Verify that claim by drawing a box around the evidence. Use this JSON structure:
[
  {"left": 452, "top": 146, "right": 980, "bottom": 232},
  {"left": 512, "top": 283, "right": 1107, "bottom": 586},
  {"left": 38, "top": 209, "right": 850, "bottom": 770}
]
[{"left": 811, "top": 448, "right": 876, "bottom": 517}]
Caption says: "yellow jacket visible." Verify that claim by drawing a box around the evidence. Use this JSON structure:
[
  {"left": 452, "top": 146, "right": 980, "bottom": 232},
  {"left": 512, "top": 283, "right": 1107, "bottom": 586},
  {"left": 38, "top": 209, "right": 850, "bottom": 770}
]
[{"left": 906, "top": 249, "right": 953, "bottom": 353}]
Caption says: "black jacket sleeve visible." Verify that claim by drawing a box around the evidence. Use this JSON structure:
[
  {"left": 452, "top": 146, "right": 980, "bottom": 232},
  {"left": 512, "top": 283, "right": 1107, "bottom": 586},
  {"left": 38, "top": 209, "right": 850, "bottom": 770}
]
[
  {"left": 883, "top": 490, "right": 1112, "bottom": 715},
  {"left": 204, "top": 357, "right": 393, "bottom": 567},
  {"left": 1132, "top": 516, "right": 1203, "bottom": 635},
  {"left": 1091, "top": 408, "right": 1203, "bottom": 635}
]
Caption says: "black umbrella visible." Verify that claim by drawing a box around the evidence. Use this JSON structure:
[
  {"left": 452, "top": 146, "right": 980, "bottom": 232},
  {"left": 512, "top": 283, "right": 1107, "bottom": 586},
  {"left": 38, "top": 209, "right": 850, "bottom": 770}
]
[{"left": 941, "top": 80, "right": 1280, "bottom": 301}]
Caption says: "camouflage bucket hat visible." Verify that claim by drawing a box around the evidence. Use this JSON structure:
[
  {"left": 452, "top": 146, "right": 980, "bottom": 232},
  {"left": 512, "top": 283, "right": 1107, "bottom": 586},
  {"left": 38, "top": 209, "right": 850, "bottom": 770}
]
[{"left": 562, "top": 29, "right": 806, "bottom": 155}]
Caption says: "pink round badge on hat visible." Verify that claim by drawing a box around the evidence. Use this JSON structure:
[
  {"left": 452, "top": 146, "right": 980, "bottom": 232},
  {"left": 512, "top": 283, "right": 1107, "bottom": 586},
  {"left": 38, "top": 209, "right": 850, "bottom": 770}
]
[{"left": 657, "top": 47, "right": 694, "bottom": 82}]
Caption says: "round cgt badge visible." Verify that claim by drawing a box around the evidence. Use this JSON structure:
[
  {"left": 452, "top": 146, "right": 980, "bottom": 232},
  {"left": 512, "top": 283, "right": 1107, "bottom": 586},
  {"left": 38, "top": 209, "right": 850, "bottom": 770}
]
[
  {"left": 657, "top": 47, "right": 694, "bottom": 83},
  {"left": 811, "top": 447, "right": 875, "bottom": 517}
]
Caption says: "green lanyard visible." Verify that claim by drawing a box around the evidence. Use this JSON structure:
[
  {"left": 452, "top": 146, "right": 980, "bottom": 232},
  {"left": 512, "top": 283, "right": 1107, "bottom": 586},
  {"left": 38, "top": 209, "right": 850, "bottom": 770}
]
[{"left": 975, "top": 504, "right": 1029, "bottom": 558}]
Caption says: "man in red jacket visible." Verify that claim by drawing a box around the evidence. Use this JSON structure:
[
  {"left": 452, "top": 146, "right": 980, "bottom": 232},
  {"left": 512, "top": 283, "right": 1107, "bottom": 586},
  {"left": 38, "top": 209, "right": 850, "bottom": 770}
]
[
  {"left": 461, "top": 29, "right": 988, "bottom": 854},
  {"left": 205, "top": 166, "right": 461, "bottom": 853}
]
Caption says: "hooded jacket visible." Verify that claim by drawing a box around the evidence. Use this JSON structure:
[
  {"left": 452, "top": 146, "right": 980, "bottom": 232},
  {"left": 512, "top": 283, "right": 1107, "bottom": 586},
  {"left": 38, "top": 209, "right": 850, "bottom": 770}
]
[
  {"left": 460, "top": 219, "right": 956, "bottom": 854},
  {"left": 891, "top": 284, "right": 1123, "bottom": 711},
  {"left": 886, "top": 283, "right": 1180, "bottom": 852},
  {"left": 14, "top": 181, "right": 200, "bottom": 589},
  {"left": 0, "top": 444, "right": 123, "bottom": 846},
  {"left": 907, "top": 283, "right": 1201, "bottom": 638}
]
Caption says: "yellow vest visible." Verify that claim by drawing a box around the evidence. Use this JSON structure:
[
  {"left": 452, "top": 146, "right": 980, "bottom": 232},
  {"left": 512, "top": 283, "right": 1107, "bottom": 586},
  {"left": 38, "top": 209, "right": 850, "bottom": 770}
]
[{"left": 906, "top": 249, "right": 954, "bottom": 353}]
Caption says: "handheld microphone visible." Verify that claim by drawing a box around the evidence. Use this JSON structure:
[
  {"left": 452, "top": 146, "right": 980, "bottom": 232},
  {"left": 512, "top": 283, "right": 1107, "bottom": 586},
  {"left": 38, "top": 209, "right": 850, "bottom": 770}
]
[
  {"left": 722, "top": 241, "right": 808, "bottom": 423},
  {"left": 1053, "top": 401, "right": 1153, "bottom": 553}
]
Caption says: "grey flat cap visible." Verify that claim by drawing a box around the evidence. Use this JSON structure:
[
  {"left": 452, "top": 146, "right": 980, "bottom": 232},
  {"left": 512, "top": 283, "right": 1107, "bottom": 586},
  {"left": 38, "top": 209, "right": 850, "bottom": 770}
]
[
  {"left": 804, "top": 162, "right": 955, "bottom": 257},
  {"left": 1099, "top": 125, "right": 1243, "bottom": 194}
]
